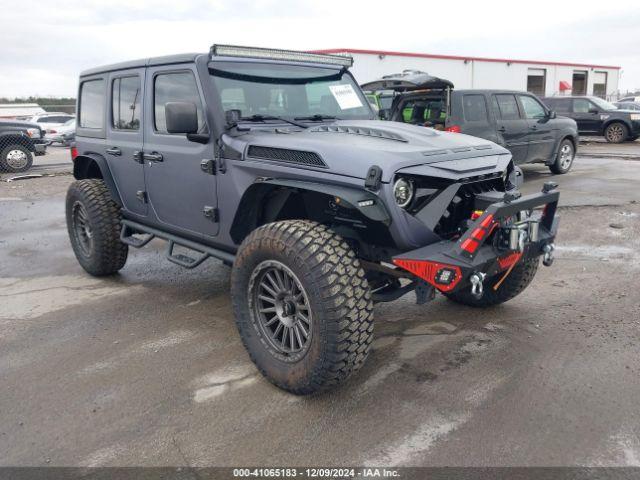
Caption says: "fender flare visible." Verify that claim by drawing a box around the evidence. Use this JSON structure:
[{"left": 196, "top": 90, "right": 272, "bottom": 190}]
[
  {"left": 230, "top": 178, "right": 391, "bottom": 244},
  {"left": 73, "top": 153, "right": 123, "bottom": 206}
]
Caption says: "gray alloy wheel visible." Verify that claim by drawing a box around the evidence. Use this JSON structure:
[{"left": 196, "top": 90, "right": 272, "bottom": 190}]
[
  {"left": 249, "top": 259, "right": 313, "bottom": 359},
  {"left": 605, "top": 123, "right": 628, "bottom": 143},
  {"left": 550, "top": 139, "right": 575, "bottom": 174},
  {"left": 71, "top": 201, "right": 94, "bottom": 258}
]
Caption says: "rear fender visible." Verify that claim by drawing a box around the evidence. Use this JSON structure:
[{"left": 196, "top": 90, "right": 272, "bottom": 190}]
[{"left": 73, "top": 153, "right": 123, "bottom": 206}]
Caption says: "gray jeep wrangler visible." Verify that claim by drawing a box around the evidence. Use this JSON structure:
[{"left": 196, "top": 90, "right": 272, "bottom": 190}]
[{"left": 67, "top": 45, "right": 559, "bottom": 394}]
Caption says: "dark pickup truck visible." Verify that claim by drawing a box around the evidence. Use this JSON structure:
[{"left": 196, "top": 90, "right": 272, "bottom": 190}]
[
  {"left": 362, "top": 72, "right": 579, "bottom": 174},
  {"left": 542, "top": 96, "right": 640, "bottom": 143},
  {"left": 0, "top": 119, "right": 47, "bottom": 173}
]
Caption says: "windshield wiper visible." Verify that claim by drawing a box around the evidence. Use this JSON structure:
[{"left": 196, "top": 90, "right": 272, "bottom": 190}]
[
  {"left": 241, "top": 114, "right": 308, "bottom": 129},
  {"left": 294, "top": 114, "right": 338, "bottom": 121}
]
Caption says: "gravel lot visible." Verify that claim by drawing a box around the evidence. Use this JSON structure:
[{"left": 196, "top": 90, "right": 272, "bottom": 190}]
[{"left": 1, "top": 147, "right": 639, "bottom": 467}]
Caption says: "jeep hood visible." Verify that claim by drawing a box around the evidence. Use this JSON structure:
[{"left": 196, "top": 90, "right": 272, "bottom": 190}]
[{"left": 231, "top": 120, "right": 510, "bottom": 182}]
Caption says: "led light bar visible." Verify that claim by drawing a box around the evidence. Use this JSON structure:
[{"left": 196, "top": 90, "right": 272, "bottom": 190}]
[{"left": 210, "top": 44, "right": 353, "bottom": 67}]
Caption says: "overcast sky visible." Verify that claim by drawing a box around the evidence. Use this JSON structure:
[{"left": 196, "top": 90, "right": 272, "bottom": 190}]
[{"left": 1, "top": 0, "right": 639, "bottom": 97}]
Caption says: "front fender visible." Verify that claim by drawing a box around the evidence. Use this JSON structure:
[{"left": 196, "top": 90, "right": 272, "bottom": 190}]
[{"left": 229, "top": 178, "right": 391, "bottom": 245}]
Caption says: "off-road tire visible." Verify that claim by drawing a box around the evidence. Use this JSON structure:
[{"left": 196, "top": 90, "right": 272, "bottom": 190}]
[
  {"left": 231, "top": 220, "right": 374, "bottom": 395},
  {"left": 604, "top": 122, "right": 628, "bottom": 143},
  {"left": 549, "top": 138, "right": 575, "bottom": 174},
  {"left": 66, "top": 179, "right": 128, "bottom": 276},
  {"left": 0, "top": 144, "right": 33, "bottom": 173},
  {"left": 444, "top": 257, "right": 539, "bottom": 307}
]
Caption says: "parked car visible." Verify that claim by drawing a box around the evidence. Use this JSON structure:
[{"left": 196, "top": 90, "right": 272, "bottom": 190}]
[
  {"left": 542, "top": 96, "right": 640, "bottom": 143},
  {"left": 28, "top": 112, "right": 75, "bottom": 126},
  {"left": 0, "top": 119, "right": 47, "bottom": 173},
  {"left": 614, "top": 101, "right": 640, "bottom": 111},
  {"left": 618, "top": 96, "right": 640, "bottom": 103},
  {"left": 362, "top": 71, "right": 578, "bottom": 174},
  {"left": 67, "top": 45, "right": 560, "bottom": 394},
  {"left": 44, "top": 118, "right": 76, "bottom": 145}
]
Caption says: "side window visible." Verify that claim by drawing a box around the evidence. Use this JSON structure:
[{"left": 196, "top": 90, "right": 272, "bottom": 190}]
[
  {"left": 462, "top": 94, "right": 488, "bottom": 122},
  {"left": 519, "top": 96, "right": 546, "bottom": 119},
  {"left": 573, "top": 99, "right": 593, "bottom": 113},
  {"left": 79, "top": 79, "right": 105, "bottom": 129},
  {"left": 112, "top": 76, "right": 141, "bottom": 130},
  {"left": 551, "top": 99, "right": 571, "bottom": 113},
  {"left": 154, "top": 71, "right": 205, "bottom": 134},
  {"left": 494, "top": 94, "right": 521, "bottom": 120}
]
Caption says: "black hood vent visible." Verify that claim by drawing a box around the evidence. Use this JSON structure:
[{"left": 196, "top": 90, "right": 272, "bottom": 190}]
[
  {"left": 247, "top": 145, "right": 327, "bottom": 168},
  {"left": 309, "top": 125, "right": 408, "bottom": 143}
]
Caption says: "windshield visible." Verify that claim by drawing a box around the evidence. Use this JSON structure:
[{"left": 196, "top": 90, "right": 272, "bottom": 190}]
[
  {"left": 210, "top": 62, "right": 373, "bottom": 122},
  {"left": 591, "top": 97, "right": 617, "bottom": 110}
]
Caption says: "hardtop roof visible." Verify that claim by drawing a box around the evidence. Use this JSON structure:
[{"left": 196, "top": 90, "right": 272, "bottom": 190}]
[{"left": 80, "top": 53, "right": 203, "bottom": 77}]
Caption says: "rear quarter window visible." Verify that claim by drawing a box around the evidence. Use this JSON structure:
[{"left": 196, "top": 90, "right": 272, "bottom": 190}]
[
  {"left": 79, "top": 79, "right": 105, "bottom": 129},
  {"left": 462, "top": 95, "right": 488, "bottom": 122}
]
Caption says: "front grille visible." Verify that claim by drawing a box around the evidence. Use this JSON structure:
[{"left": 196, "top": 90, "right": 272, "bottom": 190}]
[
  {"left": 247, "top": 145, "right": 327, "bottom": 168},
  {"left": 435, "top": 175, "right": 504, "bottom": 238}
]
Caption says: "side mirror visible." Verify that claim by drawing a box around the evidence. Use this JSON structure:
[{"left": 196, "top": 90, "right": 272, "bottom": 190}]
[
  {"left": 588, "top": 108, "right": 599, "bottom": 115},
  {"left": 548, "top": 110, "right": 557, "bottom": 119},
  {"left": 165, "top": 102, "right": 198, "bottom": 134}
]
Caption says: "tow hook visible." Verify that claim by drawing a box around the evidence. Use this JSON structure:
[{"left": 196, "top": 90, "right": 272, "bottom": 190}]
[
  {"left": 542, "top": 243, "right": 555, "bottom": 266},
  {"left": 470, "top": 272, "right": 487, "bottom": 299}
]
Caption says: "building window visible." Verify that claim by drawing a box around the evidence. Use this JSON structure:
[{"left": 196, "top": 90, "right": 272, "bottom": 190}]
[
  {"left": 572, "top": 71, "right": 588, "bottom": 95},
  {"left": 593, "top": 71, "right": 607, "bottom": 98},
  {"left": 527, "top": 69, "right": 546, "bottom": 96}
]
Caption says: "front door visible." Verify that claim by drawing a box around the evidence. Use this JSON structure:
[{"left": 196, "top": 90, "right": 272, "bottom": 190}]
[
  {"left": 491, "top": 94, "right": 529, "bottom": 164},
  {"left": 143, "top": 66, "right": 219, "bottom": 238},
  {"left": 105, "top": 69, "right": 147, "bottom": 216},
  {"left": 572, "top": 98, "right": 601, "bottom": 133},
  {"left": 518, "top": 94, "right": 556, "bottom": 163}
]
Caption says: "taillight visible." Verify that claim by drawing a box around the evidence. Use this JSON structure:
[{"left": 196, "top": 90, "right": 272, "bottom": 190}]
[
  {"left": 48, "top": 130, "right": 57, "bottom": 134},
  {"left": 70, "top": 146, "right": 78, "bottom": 160},
  {"left": 445, "top": 125, "right": 461, "bottom": 133}
]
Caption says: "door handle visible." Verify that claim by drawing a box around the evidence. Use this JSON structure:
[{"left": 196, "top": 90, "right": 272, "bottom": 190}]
[
  {"left": 530, "top": 125, "right": 538, "bottom": 130},
  {"left": 497, "top": 126, "right": 506, "bottom": 133},
  {"left": 143, "top": 152, "right": 163, "bottom": 162},
  {"left": 106, "top": 147, "right": 122, "bottom": 156}
]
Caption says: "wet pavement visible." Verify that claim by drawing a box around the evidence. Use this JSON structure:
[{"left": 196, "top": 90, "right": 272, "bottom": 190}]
[{"left": 1, "top": 156, "right": 639, "bottom": 467}]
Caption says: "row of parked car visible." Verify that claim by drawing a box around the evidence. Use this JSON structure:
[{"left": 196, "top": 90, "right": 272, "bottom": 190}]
[
  {"left": 0, "top": 112, "right": 76, "bottom": 173},
  {"left": 362, "top": 70, "right": 640, "bottom": 175}
]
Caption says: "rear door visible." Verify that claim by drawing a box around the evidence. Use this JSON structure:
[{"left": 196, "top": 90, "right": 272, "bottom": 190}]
[
  {"left": 518, "top": 94, "right": 556, "bottom": 163},
  {"left": 491, "top": 94, "right": 529, "bottom": 163},
  {"left": 143, "top": 65, "right": 219, "bottom": 238},
  {"left": 106, "top": 69, "right": 147, "bottom": 216},
  {"left": 571, "top": 98, "right": 601, "bottom": 133}
]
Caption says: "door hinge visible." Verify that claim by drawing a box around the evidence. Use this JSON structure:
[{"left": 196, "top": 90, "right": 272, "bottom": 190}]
[
  {"left": 136, "top": 190, "right": 148, "bottom": 203},
  {"left": 200, "top": 159, "right": 216, "bottom": 175},
  {"left": 203, "top": 206, "right": 219, "bottom": 222}
]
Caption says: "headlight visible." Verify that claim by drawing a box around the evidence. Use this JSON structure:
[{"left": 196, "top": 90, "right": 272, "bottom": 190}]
[
  {"left": 393, "top": 177, "right": 414, "bottom": 208},
  {"left": 26, "top": 128, "right": 39, "bottom": 138},
  {"left": 630, "top": 114, "right": 640, "bottom": 121}
]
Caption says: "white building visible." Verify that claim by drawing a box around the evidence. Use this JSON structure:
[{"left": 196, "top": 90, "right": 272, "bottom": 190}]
[{"left": 315, "top": 49, "right": 621, "bottom": 99}]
